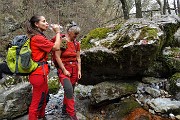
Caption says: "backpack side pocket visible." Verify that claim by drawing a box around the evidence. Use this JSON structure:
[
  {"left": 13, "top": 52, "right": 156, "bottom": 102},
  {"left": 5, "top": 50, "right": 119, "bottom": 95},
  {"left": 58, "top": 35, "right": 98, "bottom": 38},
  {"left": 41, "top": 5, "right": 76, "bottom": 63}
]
[{"left": 19, "top": 50, "right": 31, "bottom": 69}]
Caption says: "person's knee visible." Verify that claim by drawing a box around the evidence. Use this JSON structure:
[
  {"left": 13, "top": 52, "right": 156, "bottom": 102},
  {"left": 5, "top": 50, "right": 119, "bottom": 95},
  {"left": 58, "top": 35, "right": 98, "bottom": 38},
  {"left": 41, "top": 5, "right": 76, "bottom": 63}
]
[
  {"left": 65, "top": 88, "right": 73, "bottom": 99},
  {"left": 63, "top": 78, "right": 73, "bottom": 99}
]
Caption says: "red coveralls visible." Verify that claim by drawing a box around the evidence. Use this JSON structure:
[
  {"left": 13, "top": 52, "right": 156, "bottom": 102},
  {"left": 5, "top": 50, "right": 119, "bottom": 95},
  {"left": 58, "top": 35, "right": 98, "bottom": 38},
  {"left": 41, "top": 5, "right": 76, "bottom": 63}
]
[
  {"left": 29, "top": 34, "right": 54, "bottom": 120},
  {"left": 57, "top": 39, "right": 80, "bottom": 117}
]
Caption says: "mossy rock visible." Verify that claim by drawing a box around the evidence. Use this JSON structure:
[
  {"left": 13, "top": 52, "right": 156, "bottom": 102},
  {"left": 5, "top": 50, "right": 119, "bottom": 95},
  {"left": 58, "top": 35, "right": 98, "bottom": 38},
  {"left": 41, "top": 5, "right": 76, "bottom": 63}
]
[
  {"left": 81, "top": 27, "right": 111, "bottom": 49},
  {"left": 110, "top": 33, "right": 133, "bottom": 50},
  {"left": 162, "top": 47, "right": 180, "bottom": 72},
  {"left": 2, "top": 76, "right": 28, "bottom": 87},
  {"left": 104, "top": 97, "right": 141, "bottom": 119},
  {"left": 169, "top": 73, "right": 180, "bottom": 95},
  {"left": 81, "top": 24, "right": 122, "bottom": 50},
  {"left": 110, "top": 25, "right": 160, "bottom": 52},
  {"left": 143, "top": 61, "right": 170, "bottom": 78},
  {"left": 163, "top": 23, "right": 180, "bottom": 47},
  {"left": 139, "top": 26, "right": 158, "bottom": 40}
]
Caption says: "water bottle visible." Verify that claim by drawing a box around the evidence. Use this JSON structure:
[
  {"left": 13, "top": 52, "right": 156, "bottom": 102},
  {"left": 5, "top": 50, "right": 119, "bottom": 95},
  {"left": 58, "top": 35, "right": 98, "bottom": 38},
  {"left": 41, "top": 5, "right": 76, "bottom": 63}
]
[{"left": 49, "top": 24, "right": 63, "bottom": 32}]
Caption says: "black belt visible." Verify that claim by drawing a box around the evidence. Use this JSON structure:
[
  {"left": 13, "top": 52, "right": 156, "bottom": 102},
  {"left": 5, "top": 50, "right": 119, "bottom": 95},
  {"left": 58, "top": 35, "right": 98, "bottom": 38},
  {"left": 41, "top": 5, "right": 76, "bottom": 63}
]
[
  {"left": 37, "top": 61, "right": 48, "bottom": 66},
  {"left": 63, "top": 61, "right": 77, "bottom": 65}
]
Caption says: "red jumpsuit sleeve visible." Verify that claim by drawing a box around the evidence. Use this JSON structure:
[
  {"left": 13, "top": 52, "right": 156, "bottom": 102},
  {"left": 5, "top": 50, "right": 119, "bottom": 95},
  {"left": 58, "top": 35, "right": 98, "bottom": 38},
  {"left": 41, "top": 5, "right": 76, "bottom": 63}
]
[
  {"left": 51, "top": 36, "right": 56, "bottom": 43},
  {"left": 32, "top": 35, "right": 54, "bottom": 53}
]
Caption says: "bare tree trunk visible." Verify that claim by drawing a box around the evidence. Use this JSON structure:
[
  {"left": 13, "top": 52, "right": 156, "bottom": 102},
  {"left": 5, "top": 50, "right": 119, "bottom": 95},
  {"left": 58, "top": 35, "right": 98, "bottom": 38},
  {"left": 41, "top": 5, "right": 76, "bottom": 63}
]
[
  {"left": 178, "top": 0, "right": 180, "bottom": 16},
  {"left": 163, "top": 0, "right": 167, "bottom": 14},
  {"left": 167, "top": 0, "right": 171, "bottom": 14},
  {"left": 135, "top": 0, "right": 142, "bottom": 18},
  {"left": 174, "top": 0, "right": 178, "bottom": 15},
  {"left": 120, "top": 0, "right": 129, "bottom": 20},
  {"left": 58, "top": 0, "right": 60, "bottom": 24},
  {"left": 156, "top": 0, "right": 163, "bottom": 14}
]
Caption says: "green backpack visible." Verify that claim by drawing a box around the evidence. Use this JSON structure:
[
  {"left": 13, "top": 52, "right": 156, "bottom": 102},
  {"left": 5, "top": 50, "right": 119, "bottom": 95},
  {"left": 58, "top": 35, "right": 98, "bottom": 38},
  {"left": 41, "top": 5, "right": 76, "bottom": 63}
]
[{"left": 6, "top": 35, "right": 39, "bottom": 74}]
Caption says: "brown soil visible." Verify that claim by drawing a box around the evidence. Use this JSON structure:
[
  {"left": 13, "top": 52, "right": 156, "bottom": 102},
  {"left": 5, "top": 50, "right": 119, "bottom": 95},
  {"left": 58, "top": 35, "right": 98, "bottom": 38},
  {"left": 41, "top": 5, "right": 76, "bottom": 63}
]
[{"left": 123, "top": 108, "right": 172, "bottom": 120}]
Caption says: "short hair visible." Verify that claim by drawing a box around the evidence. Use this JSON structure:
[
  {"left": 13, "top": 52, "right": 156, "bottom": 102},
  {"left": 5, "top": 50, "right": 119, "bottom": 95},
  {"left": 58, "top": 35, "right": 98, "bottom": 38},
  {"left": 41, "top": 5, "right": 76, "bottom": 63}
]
[{"left": 66, "top": 21, "right": 81, "bottom": 33}]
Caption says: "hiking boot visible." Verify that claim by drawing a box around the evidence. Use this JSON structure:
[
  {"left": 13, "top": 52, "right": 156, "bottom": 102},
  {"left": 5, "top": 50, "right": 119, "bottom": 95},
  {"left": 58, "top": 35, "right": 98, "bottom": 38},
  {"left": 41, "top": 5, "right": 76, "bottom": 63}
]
[
  {"left": 61, "top": 104, "right": 68, "bottom": 118},
  {"left": 38, "top": 116, "right": 47, "bottom": 120},
  {"left": 61, "top": 112, "right": 68, "bottom": 118},
  {"left": 69, "top": 114, "right": 79, "bottom": 120}
]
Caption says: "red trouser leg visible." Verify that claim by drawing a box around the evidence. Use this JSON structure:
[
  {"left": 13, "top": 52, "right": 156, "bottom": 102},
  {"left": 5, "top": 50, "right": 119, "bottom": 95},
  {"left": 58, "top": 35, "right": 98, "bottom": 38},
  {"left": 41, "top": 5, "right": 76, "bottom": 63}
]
[
  {"left": 60, "top": 78, "right": 75, "bottom": 116},
  {"left": 37, "top": 83, "right": 49, "bottom": 118},
  {"left": 64, "top": 95, "right": 75, "bottom": 116},
  {"left": 58, "top": 64, "right": 78, "bottom": 117},
  {"left": 28, "top": 75, "right": 48, "bottom": 120}
]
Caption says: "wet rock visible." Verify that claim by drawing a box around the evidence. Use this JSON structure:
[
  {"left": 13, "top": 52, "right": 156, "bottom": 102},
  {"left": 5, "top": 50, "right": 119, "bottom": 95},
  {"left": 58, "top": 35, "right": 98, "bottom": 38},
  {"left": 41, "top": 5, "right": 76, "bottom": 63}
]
[
  {"left": 0, "top": 82, "right": 31, "bottom": 119},
  {"left": 175, "top": 115, "right": 180, "bottom": 120},
  {"left": 90, "top": 81, "right": 138, "bottom": 105},
  {"left": 144, "top": 87, "right": 161, "bottom": 97},
  {"left": 168, "top": 73, "right": 180, "bottom": 98},
  {"left": 147, "top": 98, "right": 180, "bottom": 113}
]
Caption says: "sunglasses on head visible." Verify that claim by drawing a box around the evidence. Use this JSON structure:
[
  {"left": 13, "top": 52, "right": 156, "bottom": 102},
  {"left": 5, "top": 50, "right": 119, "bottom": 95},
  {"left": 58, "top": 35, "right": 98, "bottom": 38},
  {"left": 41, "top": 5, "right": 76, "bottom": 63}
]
[
  {"left": 70, "top": 21, "right": 77, "bottom": 27},
  {"left": 67, "top": 24, "right": 77, "bottom": 31},
  {"left": 70, "top": 24, "right": 77, "bottom": 27}
]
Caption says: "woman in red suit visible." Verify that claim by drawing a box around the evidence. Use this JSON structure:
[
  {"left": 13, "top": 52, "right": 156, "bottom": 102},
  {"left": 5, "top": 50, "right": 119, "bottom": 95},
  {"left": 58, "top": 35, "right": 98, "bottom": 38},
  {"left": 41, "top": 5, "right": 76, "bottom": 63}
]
[
  {"left": 26, "top": 15, "right": 61, "bottom": 120},
  {"left": 53, "top": 21, "right": 81, "bottom": 120}
]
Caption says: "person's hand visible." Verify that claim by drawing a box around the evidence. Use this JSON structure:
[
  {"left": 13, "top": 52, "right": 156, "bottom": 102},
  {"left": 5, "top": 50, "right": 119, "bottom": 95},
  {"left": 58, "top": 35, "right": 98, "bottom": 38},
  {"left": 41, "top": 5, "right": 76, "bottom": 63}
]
[
  {"left": 50, "top": 24, "right": 60, "bottom": 33},
  {"left": 78, "top": 71, "right": 81, "bottom": 79},
  {"left": 63, "top": 69, "right": 71, "bottom": 77}
]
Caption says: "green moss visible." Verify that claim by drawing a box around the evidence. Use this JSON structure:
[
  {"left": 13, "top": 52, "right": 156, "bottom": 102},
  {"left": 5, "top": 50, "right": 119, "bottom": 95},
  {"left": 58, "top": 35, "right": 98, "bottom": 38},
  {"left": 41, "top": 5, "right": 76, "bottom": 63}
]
[
  {"left": 0, "top": 59, "right": 3, "bottom": 62},
  {"left": 162, "top": 48, "right": 180, "bottom": 72},
  {"left": 171, "top": 47, "right": 180, "bottom": 52},
  {"left": 97, "top": 97, "right": 141, "bottom": 119},
  {"left": 163, "top": 47, "right": 180, "bottom": 72},
  {"left": 80, "top": 23, "right": 123, "bottom": 50},
  {"left": 101, "top": 41, "right": 111, "bottom": 47},
  {"left": 113, "top": 24, "right": 122, "bottom": 31},
  {"left": 163, "top": 23, "right": 180, "bottom": 47},
  {"left": 2, "top": 76, "right": 28, "bottom": 86},
  {"left": 116, "top": 98, "right": 141, "bottom": 118},
  {"left": 171, "top": 47, "right": 180, "bottom": 57},
  {"left": 48, "top": 79, "right": 60, "bottom": 94},
  {"left": 169, "top": 73, "right": 180, "bottom": 95},
  {"left": 139, "top": 26, "right": 158, "bottom": 40},
  {"left": 82, "top": 50, "right": 116, "bottom": 67},
  {"left": 110, "top": 33, "right": 132, "bottom": 50},
  {"left": 81, "top": 27, "right": 111, "bottom": 50},
  {"left": 123, "top": 83, "right": 137, "bottom": 92},
  {"left": 4, "top": 77, "right": 15, "bottom": 85}
]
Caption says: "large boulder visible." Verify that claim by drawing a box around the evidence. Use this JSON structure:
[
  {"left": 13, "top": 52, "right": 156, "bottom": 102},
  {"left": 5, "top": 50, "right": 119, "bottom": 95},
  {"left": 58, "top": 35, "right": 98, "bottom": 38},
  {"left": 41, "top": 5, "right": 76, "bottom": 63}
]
[
  {"left": 89, "top": 80, "right": 138, "bottom": 105},
  {"left": 80, "top": 15, "right": 180, "bottom": 85},
  {"left": 0, "top": 82, "right": 31, "bottom": 119}
]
